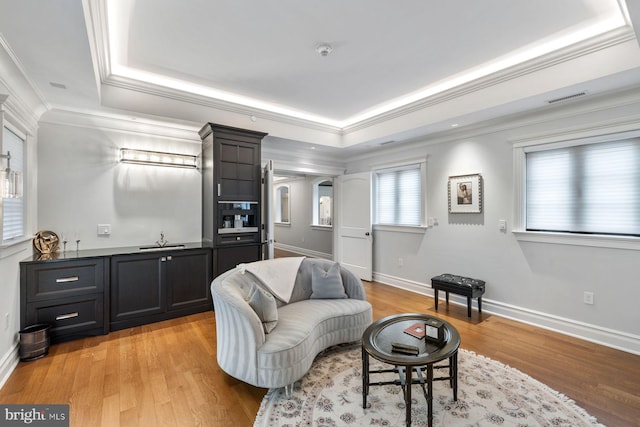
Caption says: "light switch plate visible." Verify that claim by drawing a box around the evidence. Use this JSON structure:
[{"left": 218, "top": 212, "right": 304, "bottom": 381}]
[{"left": 97, "top": 224, "right": 111, "bottom": 236}]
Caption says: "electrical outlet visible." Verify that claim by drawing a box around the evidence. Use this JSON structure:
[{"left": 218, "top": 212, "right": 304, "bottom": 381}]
[
  {"left": 4, "top": 313, "right": 9, "bottom": 330},
  {"left": 583, "top": 291, "right": 594, "bottom": 305}
]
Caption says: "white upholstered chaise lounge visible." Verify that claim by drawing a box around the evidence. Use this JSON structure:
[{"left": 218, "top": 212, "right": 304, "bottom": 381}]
[{"left": 211, "top": 257, "right": 373, "bottom": 389}]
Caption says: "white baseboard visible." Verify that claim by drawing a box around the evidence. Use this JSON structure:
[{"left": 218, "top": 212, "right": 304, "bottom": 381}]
[
  {"left": 0, "top": 343, "right": 19, "bottom": 390},
  {"left": 274, "top": 243, "right": 332, "bottom": 260},
  {"left": 373, "top": 272, "right": 640, "bottom": 356},
  {"left": 373, "top": 272, "right": 433, "bottom": 296}
]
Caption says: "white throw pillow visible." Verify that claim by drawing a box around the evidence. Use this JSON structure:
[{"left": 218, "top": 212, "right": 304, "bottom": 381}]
[{"left": 246, "top": 285, "right": 278, "bottom": 333}]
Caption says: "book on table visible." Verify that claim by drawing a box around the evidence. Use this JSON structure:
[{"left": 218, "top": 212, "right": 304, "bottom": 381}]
[{"left": 403, "top": 322, "right": 426, "bottom": 339}]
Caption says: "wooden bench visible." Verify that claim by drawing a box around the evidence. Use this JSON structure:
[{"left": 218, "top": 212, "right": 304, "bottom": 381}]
[{"left": 431, "top": 274, "right": 485, "bottom": 318}]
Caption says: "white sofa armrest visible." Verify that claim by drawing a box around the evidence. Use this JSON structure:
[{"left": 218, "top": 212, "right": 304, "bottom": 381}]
[
  {"left": 340, "top": 265, "right": 367, "bottom": 300},
  {"left": 211, "top": 268, "right": 266, "bottom": 387}
]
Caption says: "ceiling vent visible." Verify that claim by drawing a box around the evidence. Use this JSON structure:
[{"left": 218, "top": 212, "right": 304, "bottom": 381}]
[
  {"left": 546, "top": 91, "right": 587, "bottom": 104},
  {"left": 49, "top": 82, "right": 67, "bottom": 89}
]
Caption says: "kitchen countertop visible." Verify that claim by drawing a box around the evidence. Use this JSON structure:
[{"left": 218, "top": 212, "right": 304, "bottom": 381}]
[{"left": 20, "top": 241, "right": 213, "bottom": 264}]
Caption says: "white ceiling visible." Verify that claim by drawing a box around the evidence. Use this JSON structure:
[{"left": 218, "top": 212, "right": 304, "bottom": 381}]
[{"left": 1, "top": 0, "right": 640, "bottom": 154}]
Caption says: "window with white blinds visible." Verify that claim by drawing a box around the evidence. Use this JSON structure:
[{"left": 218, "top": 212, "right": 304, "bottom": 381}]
[
  {"left": 2, "top": 126, "right": 25, "bottom": 243},
  {"left": 374, "top": 163, "right": 424, "bottom": 226},
  {"left": 526, "top": 139, "right": 640, "bottom": 236}
]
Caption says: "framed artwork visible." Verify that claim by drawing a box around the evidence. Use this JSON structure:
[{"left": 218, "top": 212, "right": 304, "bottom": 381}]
[{"left": 448, "top": 174, "right": 482, "bottom": 213}]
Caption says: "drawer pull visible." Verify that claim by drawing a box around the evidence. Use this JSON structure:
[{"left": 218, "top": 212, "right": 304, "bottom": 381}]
[
  {"left": 56, "top": 276, "right": 79, "bottom": 283},
  {"left": 55, "top": 312, "right": 79, "bottom": 321}
]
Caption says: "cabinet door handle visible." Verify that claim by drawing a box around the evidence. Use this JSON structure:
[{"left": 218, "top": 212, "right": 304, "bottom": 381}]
[
  {"left": 161, "top": 257, "right": 166, "bottom": 262},
  {"left": 217, "top": 183, "right": 221, "bottom": 197},
  {"left": 56, "top": 312, "right": 79, "bottom": 321},
  {"left": 56, "top": 276, "right": 79, "bottom": 283},
  {"left": 167, "top": 256, "right": 172, "bottom": 261}
]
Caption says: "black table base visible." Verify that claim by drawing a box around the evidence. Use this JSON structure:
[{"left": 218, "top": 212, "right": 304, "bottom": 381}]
[
  {"left": 362, "top": 350, "right": 458, "bottom": 426},
  {"left": 361, "top": 313, "right": 460, "bottom": 427}
]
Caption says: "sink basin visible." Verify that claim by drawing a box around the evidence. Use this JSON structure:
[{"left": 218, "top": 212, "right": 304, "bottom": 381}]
[{"left": 139, "top": 244, "right": 186, "bottom": 252}]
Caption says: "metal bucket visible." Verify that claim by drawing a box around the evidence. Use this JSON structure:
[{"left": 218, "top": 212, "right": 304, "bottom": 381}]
[{"left": 19, "top": 324, "right": 51, "bottom": 361}]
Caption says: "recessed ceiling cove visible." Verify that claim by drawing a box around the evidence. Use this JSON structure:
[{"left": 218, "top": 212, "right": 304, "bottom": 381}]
[{"left": 107, "top": 0, "right": 628, "bottom": 127}]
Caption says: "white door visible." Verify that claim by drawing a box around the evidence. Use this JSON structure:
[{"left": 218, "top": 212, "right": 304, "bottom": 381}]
[
  {"left": 335, "top": 172, "right": 372, "bottom": 281},
  {"left": 263, "top": 160, "right": 274, "bottom": 259}
]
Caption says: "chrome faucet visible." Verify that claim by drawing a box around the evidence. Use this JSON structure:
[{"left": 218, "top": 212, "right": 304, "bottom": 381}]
[{"left": 156, "top": 231, "right": 168, "bottom": 247}]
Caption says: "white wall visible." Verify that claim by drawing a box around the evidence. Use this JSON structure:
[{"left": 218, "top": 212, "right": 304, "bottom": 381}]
[
  {"left": 0, "top": 65, "right": 41, "bottom": 387},
  {"left": 37, "top": 118, "right": 202, "bottom": 249},
  {"left": 345, "top": 91, "right": 640, "bottom": 354},
  {"left": 0, "top": 243, "right": 29, "bottom": 387},
  {"left": 274, "top": 176, "right": 333, "bottom": 258},
  {"left": 1, "top": 110, "right": 203, "bottom": 387}
]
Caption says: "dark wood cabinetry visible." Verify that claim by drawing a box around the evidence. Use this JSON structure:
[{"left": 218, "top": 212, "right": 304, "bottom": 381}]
[
  {"left": 20, "top": 244, "right": 213, "bottom": 342},
  {"left": 110, "top": 254, "right": 163, "bottom": 327},
  {"left": 199, "top": 123, "right": 267, "bottom": 277},
  {"left": 213, "top": 244, "right": 263, "bottom": 277},
  {"left": 20, "top": 257, "right": 109, "bottom": 343},
  {"left": 110, "top": 248, "right": 212, "bottom": 331},
  {"left": 218, "top": 138, "right": 261, "bottom": 201}
]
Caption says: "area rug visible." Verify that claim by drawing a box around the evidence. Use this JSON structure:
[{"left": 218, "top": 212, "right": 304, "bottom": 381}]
[{"left": 255, "top": 344, "right": 604, "bottom": 427}]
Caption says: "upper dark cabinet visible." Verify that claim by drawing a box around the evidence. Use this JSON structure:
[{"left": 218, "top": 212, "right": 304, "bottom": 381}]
[
  {"left": 218, "top": 138, "right": 261, "bottom": 200},
  {"left": 199, "top": 123, "right": 266, "bottom": 202}
]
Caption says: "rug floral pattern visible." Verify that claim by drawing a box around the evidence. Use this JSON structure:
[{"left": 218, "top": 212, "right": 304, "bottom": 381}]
[{"left": 255, "top": 344, "right": 604, "bottom": 427}]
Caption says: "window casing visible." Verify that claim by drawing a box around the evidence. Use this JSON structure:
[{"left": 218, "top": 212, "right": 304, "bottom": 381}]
[
  {"left": 274, "top": 184, "right": 290, "bottom": 224},
  {"left": 373, "top": 161, "right": 426, "bottom": 228},
  {"left": 312, "top": 179, "right": 333, "bottom": 227},
  {"left": 1, "top": 125, "right": 25, "bottom": 244}
]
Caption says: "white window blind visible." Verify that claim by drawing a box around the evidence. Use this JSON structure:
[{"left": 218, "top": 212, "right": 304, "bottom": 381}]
[
  {"left": 526, "top": 139, "right": 640, "bottom": 236},
  {"left": 2, "top": 126, "right": 25, "bottom": 243},
  {"left": 375, "top": 164, "right": 422, "bottom": 226}
]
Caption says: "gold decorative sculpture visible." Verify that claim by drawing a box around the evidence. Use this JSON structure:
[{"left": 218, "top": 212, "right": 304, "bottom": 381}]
[{"left": 33, "top": 230, "right": 60, "bottom": 254}]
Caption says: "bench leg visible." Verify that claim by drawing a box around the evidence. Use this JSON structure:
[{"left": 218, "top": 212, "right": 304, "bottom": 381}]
[
  {"left": 478, "top": 297, "right": 482, "bottom": 313},
  {"left": 467, "top": 296, "right": 472, "bottom": 318},
  {"left": 434, "top": 289, "right": 439, "bottom": 311},
  {"left": 445, "top": 291, "right": 449, "bottom": 304}
]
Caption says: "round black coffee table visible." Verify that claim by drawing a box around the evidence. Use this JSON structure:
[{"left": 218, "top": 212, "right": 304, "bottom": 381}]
[{"left": 361, "top": 313, "right": 460, "bottom": 427}]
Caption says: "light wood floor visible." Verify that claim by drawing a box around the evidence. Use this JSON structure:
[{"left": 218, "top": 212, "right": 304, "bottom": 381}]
[{"left": 1, "top": 280, "right": 639, "bottom": 426}]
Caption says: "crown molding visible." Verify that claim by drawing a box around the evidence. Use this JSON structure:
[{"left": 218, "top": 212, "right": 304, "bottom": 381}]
[
  {"left": 342, "top": 82, "right": 640, "bottom": 165},
  {"left": 39, "top": 107, "right": 201, "bottom": 143},
  {"left": 101, "top": 73, "right": 343, "bottom": 135},
  {"left": 0, "top": 34, "right": 49, "bottom": 130},
  {"left": 263, "top": 157, "right": 346, "bottom": 177},
  {"left": 342, "top": 26, "right": 637, "bottom": 134},
  {"left": 82, "top": 0, "right": 110, "bottom": 102}
]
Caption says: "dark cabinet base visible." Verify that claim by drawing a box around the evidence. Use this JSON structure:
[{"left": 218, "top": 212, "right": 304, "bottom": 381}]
[
  {"left": 25, "top": 294, "right": 106, "bottom": 342},
  {"left": 110, "top": 248, "right": 213, "bottom": 331},
  {"left": 21, "top": 245, "right": 213, "bottom": 342},
  {"left": 109, "top": 305, "right": 212, "bottom": 332},
  {"left": 214, "top": 244, "right": 262, "bottom": 277},
  {"left": 20, "top": 257, "right": 109, "bottom": 344}
]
